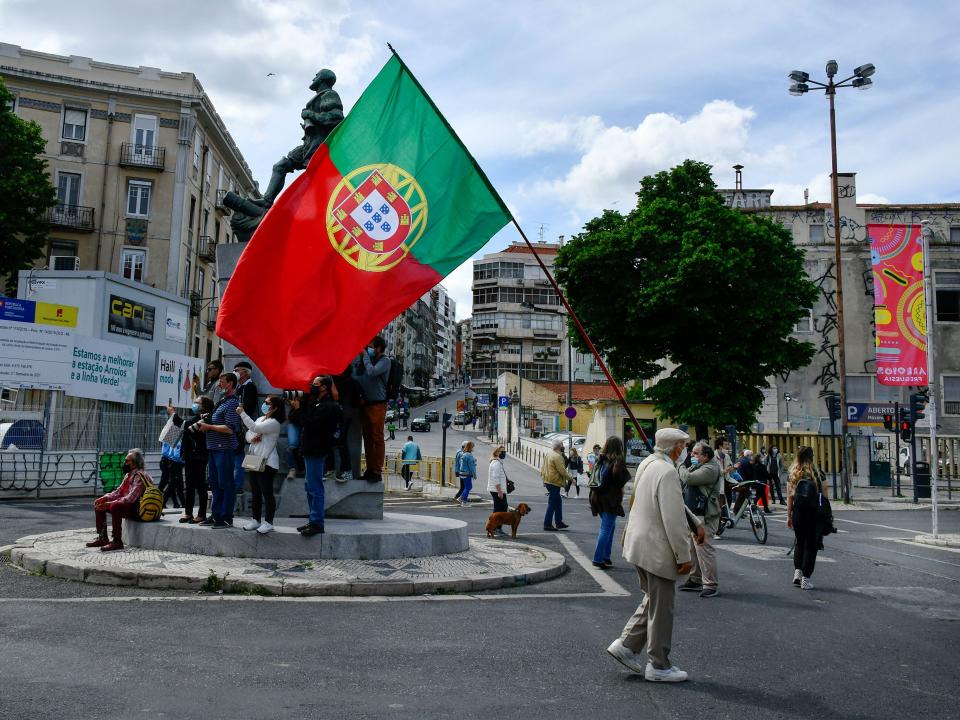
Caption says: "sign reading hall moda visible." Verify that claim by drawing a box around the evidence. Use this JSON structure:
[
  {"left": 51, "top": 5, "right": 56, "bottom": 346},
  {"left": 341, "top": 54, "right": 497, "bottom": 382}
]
[
  {"left": 108, "top": 294, "right": 155, "bottom": 341},
  {"left": 155, "top": 351, "right": 205, "bottom": 408}
]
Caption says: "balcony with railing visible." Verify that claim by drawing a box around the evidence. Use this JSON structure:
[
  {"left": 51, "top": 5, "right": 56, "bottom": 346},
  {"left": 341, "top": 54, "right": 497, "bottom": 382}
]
[
  {"left": 215, "top": 189, "right": 231, "bottom": 213},
  {"left": 198, "top": 235, "right": 217, "bottom": 262},
  {"left": 48, "top": 204, "right": 95, "bottom": 232},
  {"left": 945, "top": 401, "right": 960, "bottom": 416},
  {"left": 205, "top": 305, "right": 218, "bottom": 330},
  {"left": 119, "top": 143, "right": 166, "bottom": 170}
]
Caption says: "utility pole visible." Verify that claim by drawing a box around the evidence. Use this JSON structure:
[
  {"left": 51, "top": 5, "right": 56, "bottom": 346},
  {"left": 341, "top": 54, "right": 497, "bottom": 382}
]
[{"left": 920, "top": 222, "right": 940, "bottom": 538}]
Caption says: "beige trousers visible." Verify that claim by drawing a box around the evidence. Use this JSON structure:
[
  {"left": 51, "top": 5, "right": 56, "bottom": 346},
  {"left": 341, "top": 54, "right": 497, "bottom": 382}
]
[
  {"left": 689, "top": 522, "right": 718, "bottom": 588},
  {"left": 620, "top": 566, "right": 675, "bottom": 670}
]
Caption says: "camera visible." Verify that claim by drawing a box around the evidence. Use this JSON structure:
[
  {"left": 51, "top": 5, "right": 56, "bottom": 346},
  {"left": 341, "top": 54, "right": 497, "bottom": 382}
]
[{"left": 284, "top": 389, "right": 305, "bottom": 401}]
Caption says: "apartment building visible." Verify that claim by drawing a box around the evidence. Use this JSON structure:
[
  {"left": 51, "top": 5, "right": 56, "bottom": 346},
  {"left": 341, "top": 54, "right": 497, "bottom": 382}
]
[
  {"left": 431, "top": 285, "right": 457, "bottom": 387},
  {"left": 0, "top": 43, "right": 257, "bottom": 363}
]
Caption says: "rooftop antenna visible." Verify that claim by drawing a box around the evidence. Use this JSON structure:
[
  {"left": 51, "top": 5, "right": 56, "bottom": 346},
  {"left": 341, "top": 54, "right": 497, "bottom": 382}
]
[
  {"left": 733, "top": 164, "right": 744, "bottom": 190},
  {"left": 537, "top": 222, "right": 549, "bottom": 243},
  {"left": 804, "top": 188, "right": 810, "bottom": 205}
]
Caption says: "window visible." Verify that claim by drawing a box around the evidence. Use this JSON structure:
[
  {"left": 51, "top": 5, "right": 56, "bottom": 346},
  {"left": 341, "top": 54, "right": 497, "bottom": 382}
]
[
  {"left": 131, "top": 114, "right": 157, "bottom": 155},
  {"left": 126, "top": 180, "right": 151, "bottom": 217},
  {"left": 214, "top": 220, "right": 220, "bottom": 244},
  {"left": 794, "top": 309, "right": 814, "bottom": 333},
  {"left": 205, "top": 155, "right": 213, "bottom": 194},
  {"left": 935, "top": 271, "right": 960, "bottom": 322},
  {"left": 202, "top": 209, "right": 210, "bottom": 237},
  {"left": 218, "top": 166, "right": 226, "bottom": 192},
  {"left": 194, "top": 336, "right": 201, "bottom": 357},
  {"left": 809, "top": 224, "right": 825, "bottom": 243},
  {"left": 120, "top": 248, "right": 146, "bottom": 282},
  {"left": 943, "top": 376, "right": 960, "bottom": 416},
  {"left": 198, "top": 268, "right": 206, "bottom": 299},
  {"left": 845, "top": 375, "right": 871, "bottom": 403},
  {"left": 193, "top": 131, "right": 202, "bottom": 169},
  {"left": 56, "top": 172, "right": 81, "bottom": 206},
  {"left": 48, "top": 239, "right": 77, "bottom": 264},
  {"left": 183, "top": 258, "right": 192, "bottom": 296},
  {"left": 188, "top": 195, "right": 196, "bottom": 248},
  {"left": 62, "top": 107, "right": 87, "bottom": 141},
  {"left": 951, "top": 227, "right": 960, "bottom": 244}
]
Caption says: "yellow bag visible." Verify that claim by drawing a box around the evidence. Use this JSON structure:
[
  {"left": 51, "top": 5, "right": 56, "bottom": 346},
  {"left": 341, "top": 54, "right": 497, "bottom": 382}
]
[{"left": 138, "top": 475, "right": 163, "bottom": 522}]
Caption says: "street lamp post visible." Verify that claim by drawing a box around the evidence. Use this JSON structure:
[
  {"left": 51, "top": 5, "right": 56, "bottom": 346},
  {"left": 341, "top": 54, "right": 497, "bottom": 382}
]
[{"left": 789, "top": 59, "right": 876, "bottom": 503}]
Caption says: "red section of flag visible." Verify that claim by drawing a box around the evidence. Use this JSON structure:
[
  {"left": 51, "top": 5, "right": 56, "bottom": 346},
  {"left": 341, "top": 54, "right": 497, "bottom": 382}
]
[{"left": 216, "top": 146, "right": 442, "bottom": 389}]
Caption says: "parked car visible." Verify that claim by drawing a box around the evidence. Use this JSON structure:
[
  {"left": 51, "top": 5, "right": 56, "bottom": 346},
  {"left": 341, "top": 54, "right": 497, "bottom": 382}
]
[
  {"left": 410, "top": 417, "right": 431, "bottom": 432},
  {"left": 385, "top": 409, "right": 396, "bottom": 422},
  {"left": 424, "top": 409, "right": 439, "bottom": 422}
]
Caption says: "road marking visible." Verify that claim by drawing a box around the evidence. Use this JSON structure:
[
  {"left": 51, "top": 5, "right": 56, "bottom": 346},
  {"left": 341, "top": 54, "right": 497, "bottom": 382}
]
[
  {"left": 833, "top": 517, "right": 926, "bottom": 534},
  {"left": 717, "top": 542, "right": 836, "bottom": 563},
  {"left": 880, "top": 538, "right": 960, "bottom": 556},
  {"left": 553, "top": 533, "right": 631, "bottom": 596},
  {"left": 868, "top": 540, "right": 960, "bottom": 567}
]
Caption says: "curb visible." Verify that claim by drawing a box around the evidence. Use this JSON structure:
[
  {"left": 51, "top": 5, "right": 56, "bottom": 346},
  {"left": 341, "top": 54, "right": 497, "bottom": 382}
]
[
  {"left": 6, "top": 532, "right": 566, "bottom": 597},
  {"left": 913, "top": 534, "right": 960, "bottom": 549}
]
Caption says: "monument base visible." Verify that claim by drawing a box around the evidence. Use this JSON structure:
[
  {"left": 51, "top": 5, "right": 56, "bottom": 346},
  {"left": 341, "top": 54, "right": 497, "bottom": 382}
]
[{"left": 122, "top": 512, "right": 467, "bottom": 560}]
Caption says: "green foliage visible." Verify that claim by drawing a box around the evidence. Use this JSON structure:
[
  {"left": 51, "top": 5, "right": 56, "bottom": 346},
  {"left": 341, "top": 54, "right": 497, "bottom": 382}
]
[
  {"left": 555, "top": 160, "right": 817, "bottom": 429},
  {"left": 0, "top": 78, "right": 57, "bottom": 295}
]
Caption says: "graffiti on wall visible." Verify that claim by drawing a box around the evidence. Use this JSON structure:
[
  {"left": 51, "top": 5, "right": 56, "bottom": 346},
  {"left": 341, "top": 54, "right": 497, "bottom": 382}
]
[{"left": 811, "top": 261, "right": 839, "bottom": 397}]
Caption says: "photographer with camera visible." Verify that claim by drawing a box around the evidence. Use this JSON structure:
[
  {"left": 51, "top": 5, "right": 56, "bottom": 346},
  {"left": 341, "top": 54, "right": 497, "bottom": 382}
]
[
  {"left": 288, "top": 377, "right": 342, "bottom": 536},
  {"left": 168, "top": 396, "right": 213, "bottom": 523}
]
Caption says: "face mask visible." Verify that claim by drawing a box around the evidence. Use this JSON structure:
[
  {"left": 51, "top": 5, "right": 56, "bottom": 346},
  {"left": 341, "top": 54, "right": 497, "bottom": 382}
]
[
  {"left": 676, "top": 448, "right": 688, "bottom": 466},
  {"left": 123, "top": 461, "right": 133, "bottom": 473},
  {"left": 690, "top": 456, "right": 700, "bottom": 467},
  {"left": 191, "top": 403, "right": 199, "bottom": 414},
  {"left": 261, "top": 402, "right": 271, "bottom": 415},
  {"left": 310, "top": 385, "right": 321, "bottom": 397},
  {"left": 499, "top": 451, "right": 506, "bottom": 459},
  {"left": 366, "top": 347, "right": 375, "bottom": 358}
]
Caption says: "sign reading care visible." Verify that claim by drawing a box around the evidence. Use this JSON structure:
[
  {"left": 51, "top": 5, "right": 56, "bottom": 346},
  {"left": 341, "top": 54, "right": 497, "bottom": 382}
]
[{"left": 108, "top": 294, "right": 155, "bottom": 341}]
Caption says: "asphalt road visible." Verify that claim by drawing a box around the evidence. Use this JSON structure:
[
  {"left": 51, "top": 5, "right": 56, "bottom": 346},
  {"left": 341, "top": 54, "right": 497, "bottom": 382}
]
[{"left": 2, "top": 395, "right": 959, "bottom": 719}]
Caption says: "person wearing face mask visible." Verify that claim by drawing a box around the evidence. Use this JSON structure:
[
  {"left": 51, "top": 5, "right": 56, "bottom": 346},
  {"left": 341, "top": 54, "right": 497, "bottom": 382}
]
[
  {"left": 487, "top": 445, "right": 510, "bottom": 514},
  {"left": 589, "top": 436, "right": 631, "bottom": 570},
  {"left": 238, "top": 395, "right": 285, "bottom": 534},
  {"left": 87, "top": 449, "right": 151, "bottom": 551},
  {"left": 352, "top": 336, "right": 391, "bottom": 483},
  {"left": 288, "top": 376, "right": 343, "bottom": 536},
  {"left": 197, "top": 371, "right": 241, "bottom": 528},
  {"left": 168, "top": 396, "right": 213, "bottom": 524},
  {"left": 679, "top": 442, "right": 723, "bottom": 598},
  {"left": 232, "top": 361, "right": 260, "bottom": 496},
  {"left": 607, "top": 428, "right": 705, "bottom": 683}
]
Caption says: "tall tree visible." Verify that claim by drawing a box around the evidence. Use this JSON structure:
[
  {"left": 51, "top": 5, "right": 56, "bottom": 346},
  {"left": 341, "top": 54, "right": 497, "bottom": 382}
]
[
  {"left": 0, "top": 78, "right": 56, "bottom": 295},
  {"left": 555, "top": 160, "right": 817, "bottom": 430}
]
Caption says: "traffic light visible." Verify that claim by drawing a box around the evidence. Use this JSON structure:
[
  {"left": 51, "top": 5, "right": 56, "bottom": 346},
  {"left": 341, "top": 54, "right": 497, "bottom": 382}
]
[
  {"left": 910, "top": 393, "right": 927, "bottom": 425},
  {"left": 899, "top": 418, "right": 912, "bottom": 442},
  {"left": 441, "top": 411, "right": 452, "bottom": 430},
  {"left": 825, "top": 394, "right": 841, "bottom": 422},
  {"left": 882, "top": 413, "right": 894, "bottom": 431}
]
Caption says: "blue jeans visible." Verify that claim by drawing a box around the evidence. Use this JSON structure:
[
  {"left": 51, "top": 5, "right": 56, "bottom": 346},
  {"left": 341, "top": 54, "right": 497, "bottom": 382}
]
[
  {"left": 593, "top": 511, "right": 617, "bottom": 563},
  {"left": 233, "top": 452, "right": 245, "bottom": 492},
  {"left": 304, "top": 455, "right": 326, "bottom": 527},
  {"left": 208, "top": 449, "right": 235, "bottom": 522},
  {"left": 461, "top": 474, "right": 473, "bottom": 503},
  {"left": 287, "top": 423, "right": 301, "bottom": 471},
  {"left": 544, "top": 484, "right": 563, "bottom": 527}
]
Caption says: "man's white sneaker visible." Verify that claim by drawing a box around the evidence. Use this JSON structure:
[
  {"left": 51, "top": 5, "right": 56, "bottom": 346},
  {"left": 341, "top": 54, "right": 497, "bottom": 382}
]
[
  {"left": 606, "top": 639, "right": 645, "bottom": 674},
  {"left": 285, "top": 469, "right": 297, "bottom": 481},
  {"left": 793, "top": 569, "right": 802, "bottom": 586},
  {"left": 644, "top": 663, "right": 688, "bottom": 682},
  {"left": 256, "top": 522, "right": 274, "bottom": 534},
  {"left": 801, "top": 577, "right": 814, "bottom": 590},
  {"left": 242, "top": 519, "right": 262, "bottom": 531}
]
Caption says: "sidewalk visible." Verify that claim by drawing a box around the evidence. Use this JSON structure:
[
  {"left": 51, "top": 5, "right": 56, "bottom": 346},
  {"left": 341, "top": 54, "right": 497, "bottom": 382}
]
[{"left": 913, "top": 533, "right": 960, "bottom": 549}]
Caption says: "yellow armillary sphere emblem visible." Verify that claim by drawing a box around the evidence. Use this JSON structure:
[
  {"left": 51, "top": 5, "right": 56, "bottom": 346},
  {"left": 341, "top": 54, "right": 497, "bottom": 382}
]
[{"left": 327, "top": 163, "right": 428, "bottom": 272}]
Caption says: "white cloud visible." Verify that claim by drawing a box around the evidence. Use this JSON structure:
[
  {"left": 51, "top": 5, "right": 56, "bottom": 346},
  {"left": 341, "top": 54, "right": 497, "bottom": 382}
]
[
  {"left": 455, "top": 113, "right": 605, "bottom": 158},
  {"left": 534, "top": 100, "right": 757, "bottom": 213}
]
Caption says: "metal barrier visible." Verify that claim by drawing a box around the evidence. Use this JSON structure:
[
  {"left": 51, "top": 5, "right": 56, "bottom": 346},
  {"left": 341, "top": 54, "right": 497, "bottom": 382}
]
[{"left": 0, "top": 451, "right": 164, "bottom": 499}]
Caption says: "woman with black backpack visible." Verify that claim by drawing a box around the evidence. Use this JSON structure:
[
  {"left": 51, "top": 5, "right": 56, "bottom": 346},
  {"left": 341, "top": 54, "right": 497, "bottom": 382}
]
[
  {"left": 787, "top": 445, "right": 826, "bottom": 590},
  {"left": 588, "top": 436, "right": 631, "bottom": 569}
]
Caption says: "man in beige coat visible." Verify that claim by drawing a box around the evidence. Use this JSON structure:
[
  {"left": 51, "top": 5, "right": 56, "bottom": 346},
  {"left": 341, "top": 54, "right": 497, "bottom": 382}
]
[
  {"left": 607, "top": 427, "right": 703, "bottom": 682},
  {"left": 540, "top": 439, "right": 569, "bottom": 531}
]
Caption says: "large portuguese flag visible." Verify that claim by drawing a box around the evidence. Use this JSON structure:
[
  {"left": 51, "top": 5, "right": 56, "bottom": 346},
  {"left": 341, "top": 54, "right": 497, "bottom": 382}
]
[{"left": 217, "top": 54, "right": 511, "bottom": 388}]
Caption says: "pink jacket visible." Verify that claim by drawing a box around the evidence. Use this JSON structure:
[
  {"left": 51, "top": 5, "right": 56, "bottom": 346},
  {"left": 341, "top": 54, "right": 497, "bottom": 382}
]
[{"left": 100, "top": 469, "right": 150, "bottom": 508}]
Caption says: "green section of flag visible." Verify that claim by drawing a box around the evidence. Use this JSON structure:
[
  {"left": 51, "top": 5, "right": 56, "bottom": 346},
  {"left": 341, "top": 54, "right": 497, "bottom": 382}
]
[{"left": 326, "top": 55, "right": 511, "bottom": 277}]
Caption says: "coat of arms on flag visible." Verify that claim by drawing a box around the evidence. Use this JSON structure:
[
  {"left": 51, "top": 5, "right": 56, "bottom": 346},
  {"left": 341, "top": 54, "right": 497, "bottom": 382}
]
[{"left": 329, "top": 164, "right": 427, "bottom": 272}]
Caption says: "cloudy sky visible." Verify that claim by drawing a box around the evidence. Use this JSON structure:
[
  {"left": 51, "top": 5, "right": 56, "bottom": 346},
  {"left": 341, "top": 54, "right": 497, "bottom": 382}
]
[{"left": 3, "top": 0, "right": 958, "bottom": 318}]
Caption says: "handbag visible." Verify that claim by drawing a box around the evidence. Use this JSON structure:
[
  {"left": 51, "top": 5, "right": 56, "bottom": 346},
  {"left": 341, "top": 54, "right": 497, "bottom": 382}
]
[
  {"left": 241, "top": 453, "right": 266, "bottom": 472},
  {"left": 506, "top": 479, "right": 516, "bottom": 494},
  {"left": 158, "top": 415, "right": 181, "bottom": 445}
]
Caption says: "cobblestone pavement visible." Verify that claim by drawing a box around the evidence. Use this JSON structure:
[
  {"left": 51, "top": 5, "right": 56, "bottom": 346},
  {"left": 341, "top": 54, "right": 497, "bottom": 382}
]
[{"left": 2, "top": 529, "right": 566, "bottom": 596}]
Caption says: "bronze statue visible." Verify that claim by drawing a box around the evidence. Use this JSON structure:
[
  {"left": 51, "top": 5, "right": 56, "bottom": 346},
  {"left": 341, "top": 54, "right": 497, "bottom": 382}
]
[{"left": 224, "top": 68, "right": 345, "bottom": 241}]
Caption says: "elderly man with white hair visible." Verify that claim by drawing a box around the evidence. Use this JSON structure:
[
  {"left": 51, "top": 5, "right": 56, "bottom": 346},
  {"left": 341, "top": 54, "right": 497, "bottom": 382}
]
[
  {"left": 540, "top": 438, "right": 570, "bottom": 531},
  {"left": 607, "top": 427, "right": 704, "bottom": 683}
]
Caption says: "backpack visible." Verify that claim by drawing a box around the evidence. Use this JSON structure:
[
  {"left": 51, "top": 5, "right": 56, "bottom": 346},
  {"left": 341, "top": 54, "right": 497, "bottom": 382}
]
[
  {"left": 587, "top": 459, "right": 608, "bottom": 489},
  {"left": 794, "top": 477, "right": 819, "bottom": 511},
  {"left": 386, "top": 358, "right": 403, "bottom": 401},
  {"left": 138, "top": 475, "right": 164, "bottom": 522}
]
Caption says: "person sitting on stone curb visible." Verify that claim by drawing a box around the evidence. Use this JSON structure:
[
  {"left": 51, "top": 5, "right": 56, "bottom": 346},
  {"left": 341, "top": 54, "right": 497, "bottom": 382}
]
[
  {"left": 87, "top": 448, "right": 151, "bottom": 552},
  {"left": 288, "top": 376, "right": 342, "bottom": 536}
]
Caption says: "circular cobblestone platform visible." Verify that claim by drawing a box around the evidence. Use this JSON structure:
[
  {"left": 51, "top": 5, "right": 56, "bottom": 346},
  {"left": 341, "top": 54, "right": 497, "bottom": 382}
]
[{"left": 2, "top": 529, "right": 566, "bottom": 596}]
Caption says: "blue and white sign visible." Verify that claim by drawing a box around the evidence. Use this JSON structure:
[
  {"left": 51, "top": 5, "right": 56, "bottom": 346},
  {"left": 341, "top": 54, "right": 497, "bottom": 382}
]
[
  {"left": 498, "top": 395, "right": 510, "bottom": 408},
  {"left": 475, "top": 393, "right": 490, "bottom": 407}
]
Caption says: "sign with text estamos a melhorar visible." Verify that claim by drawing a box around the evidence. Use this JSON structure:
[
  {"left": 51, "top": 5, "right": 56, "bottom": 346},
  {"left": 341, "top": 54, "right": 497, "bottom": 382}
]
[
  {"left": 68, "top": 336, "right": 139, "bottom": 405},
  {"left": 155, "top": 351, "right": 205, "bottom": 408}
]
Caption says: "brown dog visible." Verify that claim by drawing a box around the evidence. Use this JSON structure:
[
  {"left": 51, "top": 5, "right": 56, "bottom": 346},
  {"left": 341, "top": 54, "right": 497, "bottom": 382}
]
[{"left": 485, "top": 502, "right": 531, "bottom": 538}]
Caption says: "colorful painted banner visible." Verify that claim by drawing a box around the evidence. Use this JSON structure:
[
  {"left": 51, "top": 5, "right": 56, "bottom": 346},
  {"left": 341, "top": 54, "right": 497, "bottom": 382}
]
[{"left": 868, "top": 224, "right": 927, "bottom": 386}]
